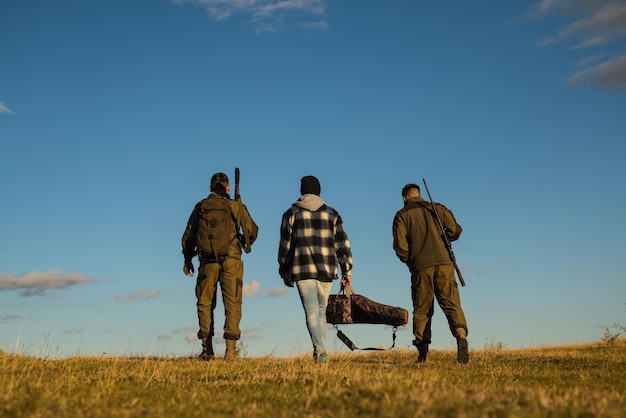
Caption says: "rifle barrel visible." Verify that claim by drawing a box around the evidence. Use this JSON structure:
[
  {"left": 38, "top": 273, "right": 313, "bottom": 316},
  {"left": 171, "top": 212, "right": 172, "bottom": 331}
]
[
  {"left": 234, "top": 167, "right": 241, "bottom": 201},
  {"left": 422, "top": 179, "right": 466, "bottom": 287}
]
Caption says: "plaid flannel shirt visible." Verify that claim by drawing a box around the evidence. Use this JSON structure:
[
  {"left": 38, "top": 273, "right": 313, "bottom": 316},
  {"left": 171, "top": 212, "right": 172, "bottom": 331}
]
[{"left": 278, "top": 199, "right": 352, "bottom": 282}]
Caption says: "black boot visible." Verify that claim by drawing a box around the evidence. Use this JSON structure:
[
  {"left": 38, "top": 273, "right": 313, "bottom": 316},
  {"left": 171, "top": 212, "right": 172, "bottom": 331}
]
[
  {"left": 199, "top": 339, "right": 215, "bottom": 361},
  {"left": 413, "top": 339, "right": 429, "bottom": 363},
  {"left": 417, "top": 343, "right": 429, "bottom": 363}
]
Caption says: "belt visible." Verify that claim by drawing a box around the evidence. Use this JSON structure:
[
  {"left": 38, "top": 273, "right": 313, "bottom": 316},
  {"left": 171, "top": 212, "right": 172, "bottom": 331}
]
[{"left": 199, "top": 253, "right": 229, "bottom": 264}]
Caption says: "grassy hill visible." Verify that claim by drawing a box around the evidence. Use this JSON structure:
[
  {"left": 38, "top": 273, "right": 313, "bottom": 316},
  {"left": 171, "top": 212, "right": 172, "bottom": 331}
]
[{"left": 2, "top": 340, "right": 625, "bottom": 417}]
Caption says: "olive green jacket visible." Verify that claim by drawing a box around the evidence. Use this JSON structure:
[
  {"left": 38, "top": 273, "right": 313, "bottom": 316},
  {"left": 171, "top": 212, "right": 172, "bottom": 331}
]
[
  {"left": 182, "top": 192, "right": 258, "bottom": 261},
  {"left": 392, "top": 196, "right": 462, "bottom": 273}
]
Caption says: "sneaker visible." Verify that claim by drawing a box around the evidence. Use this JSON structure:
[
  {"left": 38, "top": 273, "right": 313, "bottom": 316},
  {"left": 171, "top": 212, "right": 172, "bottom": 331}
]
[
  {"left": 316, "top": 352, "right": 329, "bottom": 364},
  {"left": 416, "top": 343, "right": 429, "bottom": 363},
  {"left": 457, "top": 337, "right": 469, "bottom": 364}
]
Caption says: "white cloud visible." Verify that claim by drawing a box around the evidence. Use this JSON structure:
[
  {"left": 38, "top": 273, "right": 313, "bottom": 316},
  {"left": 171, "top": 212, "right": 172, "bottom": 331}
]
[
  {"left": 533, "top": 0, "right": 626, "bottom": 47},
  {"left": 242, "top": 280, "right": 261, "bottom": 297},
  {"left": 173, "top": 326, "right": 196, "bottom": 334},
  {"left": 530, "top": 0, "right": 626, "bottom": 89},
  {"left": 575, "top": 53, "right": 605, "bottom": 68},
  {"left": 0, "top": 101, "right": 16, "bottom": 115},
  {"left": 300, "top": 20, "right": 328, "bottom": 31},
  {"left": 171, "top": 0, "right": 328, "bottom": 33},
  {"left": 568, "top": 53, "right": 626, "bottom": 88},
  {"left": 115, "top": 288, "right": 165, "bottom": 302},
  {"left": 243, "top": 280, "right": 292, "bottom": 297},
  {"left": 0, "top": 268, "right": 95, "bottom": 296},
  {"left": 0, "top": 314, "right": 22, "bottom": 321},
  {"left": 267, "top": 287, "right": 291, "bottom": 296},
  {"left": 241, "top": 326, "right": 263, "bottom": 340}
]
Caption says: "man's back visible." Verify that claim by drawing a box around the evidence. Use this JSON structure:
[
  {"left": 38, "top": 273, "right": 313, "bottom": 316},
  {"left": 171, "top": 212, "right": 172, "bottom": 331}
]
[
  {"left": 279, "top": 195, "right": 349, "bottom": 281},
  {"left": 393, "top": 197, "right": 461, "bottom": 271}
]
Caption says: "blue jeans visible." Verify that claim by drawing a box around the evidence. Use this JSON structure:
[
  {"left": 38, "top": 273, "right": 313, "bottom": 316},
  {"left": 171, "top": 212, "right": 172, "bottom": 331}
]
[{"left": 296, "top": 279, "right": 333, "bottom": 357}]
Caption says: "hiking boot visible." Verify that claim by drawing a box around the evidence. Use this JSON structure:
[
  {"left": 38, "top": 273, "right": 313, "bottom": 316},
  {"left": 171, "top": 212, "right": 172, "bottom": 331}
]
[
  {"left": 198, "top": 350, "right": 215, "bottom": 361},
  {"left": 199, "top": 339, "right": 215, "bottom": 361},
  {"left": 225, "top": 339, "right": 238, "bottom": 360},
  {"left": 316, "top": 352, "right": 329, "bottom": 364},
  {"left": 416, "top": 343, "right": 429, "bottom": 363},
  {"left": 457, "top": 337, "right": 469, "bottom": 364}
]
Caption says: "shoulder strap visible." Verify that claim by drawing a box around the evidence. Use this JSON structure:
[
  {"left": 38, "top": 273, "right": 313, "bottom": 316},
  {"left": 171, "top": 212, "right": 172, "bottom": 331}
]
[
  {"left": 231, "top": 199, "right": 254, "bottom": 254},
  {"left": 333, "top": 325, "right": 398, "bottom": 351},
  {"left": 405, "top": 200, "right": 434, "bottom": 212}
]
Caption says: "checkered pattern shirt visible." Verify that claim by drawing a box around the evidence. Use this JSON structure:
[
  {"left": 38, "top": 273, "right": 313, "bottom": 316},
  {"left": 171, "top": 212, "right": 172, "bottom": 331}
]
[{"left": 278, "top": 201, "right": 352, "bottom": 282}]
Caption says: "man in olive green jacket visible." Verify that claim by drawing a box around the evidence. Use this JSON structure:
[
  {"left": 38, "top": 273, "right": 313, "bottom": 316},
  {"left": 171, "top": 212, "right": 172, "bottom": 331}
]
[
  {"left": 393, "top": 183, "right": 469, "bottom": 363},
  {"left": 182, "top": 172, "right": 258, "bottom": 361}
]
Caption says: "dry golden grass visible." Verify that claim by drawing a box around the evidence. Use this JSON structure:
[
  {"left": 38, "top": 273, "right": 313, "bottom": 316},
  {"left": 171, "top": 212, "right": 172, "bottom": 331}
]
[{"left": 2, "top": 340, "right": 625, "bottom": 417}]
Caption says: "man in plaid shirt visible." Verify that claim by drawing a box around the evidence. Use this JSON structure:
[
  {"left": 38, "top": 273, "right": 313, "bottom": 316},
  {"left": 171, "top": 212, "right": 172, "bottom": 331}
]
[{"left": 278, "top": 175, "right": 353, "bottom": 364}]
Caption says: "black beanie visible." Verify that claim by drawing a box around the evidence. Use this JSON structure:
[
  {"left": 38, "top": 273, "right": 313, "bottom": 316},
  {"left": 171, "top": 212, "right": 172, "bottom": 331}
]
[{"left": 300, "top": 175, "right": 321, "bottom": 196}]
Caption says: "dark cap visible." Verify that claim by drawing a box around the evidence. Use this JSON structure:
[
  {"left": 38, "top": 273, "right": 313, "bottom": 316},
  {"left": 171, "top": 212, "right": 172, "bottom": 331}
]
[{"left": 300, "top": 175, "right": 321, "bottom": 196}]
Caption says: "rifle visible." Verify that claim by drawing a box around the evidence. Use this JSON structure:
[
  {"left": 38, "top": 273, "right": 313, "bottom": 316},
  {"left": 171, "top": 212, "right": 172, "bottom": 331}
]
[
  {"left": 422, "top": 179, "right": 466, "bottom": 287},
  {"left": 234, "top": 167, "right": 253, "bottom": 253},
  {"left": 234, "top": 167, "right": 241, "bottom": 200}
]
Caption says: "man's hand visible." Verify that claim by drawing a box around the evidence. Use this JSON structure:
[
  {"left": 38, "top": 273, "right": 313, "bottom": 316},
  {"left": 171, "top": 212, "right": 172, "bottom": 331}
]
[
  {"left": 341, "top": 274, "right": 352, "bottom": 287},
  {"left": 183, "top": 259, "right": 194, "bottom": 276},
  {"left": 282, "top": 276, "right": 294, "bottom": 287}
]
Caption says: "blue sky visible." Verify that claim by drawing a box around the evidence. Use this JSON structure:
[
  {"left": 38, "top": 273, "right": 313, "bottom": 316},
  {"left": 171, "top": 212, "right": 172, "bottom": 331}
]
[{"left": 1, "top": 0, "right": 625, "bottom": 358}]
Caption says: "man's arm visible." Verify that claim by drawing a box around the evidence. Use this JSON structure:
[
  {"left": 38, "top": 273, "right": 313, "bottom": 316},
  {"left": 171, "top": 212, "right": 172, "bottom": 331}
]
[
  {"left": 277, "top": 211, "right": 294, "bottom": 279},
  {"left": 181, "top": 205, "right": 199, "bottom": 259},
  {"left": 181, "top": 205, "right": 200, "bottom": 276},
  {"left": 440, "top": 204, "right": 462, "bottom": 242},
  {"left": 333, "top": 214, "right": 353, "bottom": 277},
  {"left": 240, "top": 203, "right": 259, "bottom": 247},
  {"left": 392, "top": 213, "right": 409, "bottom": 264},
  {"left": 232, "top": 200, "right": 259, "bottom": 252}
]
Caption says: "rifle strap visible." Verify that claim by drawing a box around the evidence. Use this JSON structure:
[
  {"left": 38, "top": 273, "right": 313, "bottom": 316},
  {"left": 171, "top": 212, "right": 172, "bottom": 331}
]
[
  {"left": 233, "top": 168, "right": 255, "bottom": 254},
  {"left": 405, "top": 200, "right": 439, "bottom": 217},
  {"left": 333, "top": 325, "right": 397, "bottom": 351}
]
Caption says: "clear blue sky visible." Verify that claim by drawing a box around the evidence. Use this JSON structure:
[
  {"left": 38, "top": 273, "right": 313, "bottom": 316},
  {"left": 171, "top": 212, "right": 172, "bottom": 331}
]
[{"left": 1, "top": 0, "right": 625, "bottom": 358}]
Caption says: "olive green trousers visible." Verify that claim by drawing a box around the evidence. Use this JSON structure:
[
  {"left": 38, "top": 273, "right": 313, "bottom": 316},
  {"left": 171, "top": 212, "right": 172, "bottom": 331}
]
[
  {"left": 411, "top": 264, "right": 468, "bottom": 344},
  {"left": 196, "top": 257, "right": 244, "bottom": 342}
]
